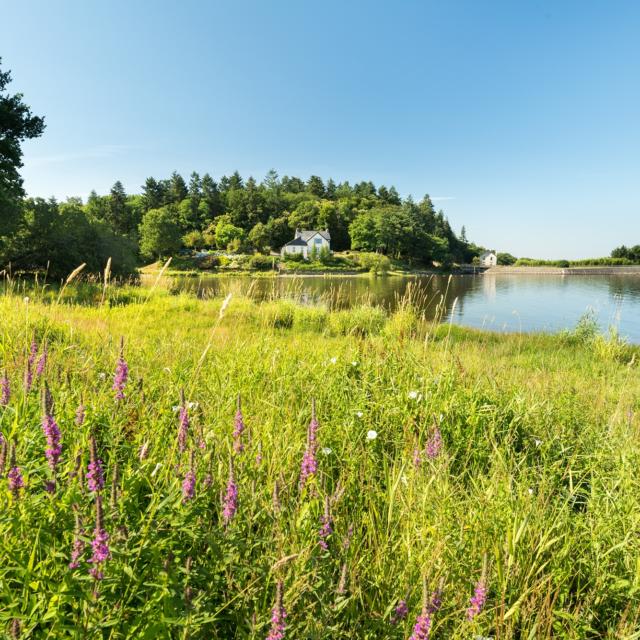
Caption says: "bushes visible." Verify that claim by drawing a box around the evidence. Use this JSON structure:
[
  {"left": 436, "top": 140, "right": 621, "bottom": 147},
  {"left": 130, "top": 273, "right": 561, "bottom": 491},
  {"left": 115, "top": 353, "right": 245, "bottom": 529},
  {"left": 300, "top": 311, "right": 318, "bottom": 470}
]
[
  {"left": 248, "top": 254, "right": 275, "bottom": 271},
  {"left": 352, "top": 252, "right": 391, "bottom": 274},
  {"left": 283, "top": 252, "right": 305, "bottom": 263},
  {"left": 196, "top": 254, "right": 221, "bottom": 270}
]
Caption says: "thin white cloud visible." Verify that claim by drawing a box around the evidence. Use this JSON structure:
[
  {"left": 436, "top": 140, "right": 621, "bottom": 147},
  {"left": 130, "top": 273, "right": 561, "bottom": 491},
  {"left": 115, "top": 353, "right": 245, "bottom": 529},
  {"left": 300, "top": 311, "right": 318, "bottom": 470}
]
[{"left": 26, "top": 144, "right": 133, "bottom": 167}]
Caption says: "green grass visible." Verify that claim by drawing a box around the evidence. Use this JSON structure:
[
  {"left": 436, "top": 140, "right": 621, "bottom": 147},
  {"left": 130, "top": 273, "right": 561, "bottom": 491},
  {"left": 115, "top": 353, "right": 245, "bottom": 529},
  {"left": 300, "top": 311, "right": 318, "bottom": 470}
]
[{"left": 0, "top": 285, "right": 639, "bottom": 638}]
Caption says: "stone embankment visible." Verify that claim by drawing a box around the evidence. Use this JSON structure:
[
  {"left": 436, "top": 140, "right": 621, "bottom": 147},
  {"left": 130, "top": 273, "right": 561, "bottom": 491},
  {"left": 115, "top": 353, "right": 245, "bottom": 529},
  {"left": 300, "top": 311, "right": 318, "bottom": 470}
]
[{"left": 484, "top": 266, "right": 640, "bottom": 276}]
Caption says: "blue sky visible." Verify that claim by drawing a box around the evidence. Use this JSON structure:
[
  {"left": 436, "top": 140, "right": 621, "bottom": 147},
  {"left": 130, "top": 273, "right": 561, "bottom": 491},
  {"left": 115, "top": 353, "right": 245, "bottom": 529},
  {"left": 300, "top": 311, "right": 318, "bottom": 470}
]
[{"left": 2, "top": 0, "right": 639, "bottom": 258}]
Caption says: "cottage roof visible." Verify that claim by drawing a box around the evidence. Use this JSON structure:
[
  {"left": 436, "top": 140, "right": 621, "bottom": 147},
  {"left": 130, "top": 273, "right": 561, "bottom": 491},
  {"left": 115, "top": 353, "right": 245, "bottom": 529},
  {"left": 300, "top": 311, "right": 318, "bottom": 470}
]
[
  {"left": 299, "top": 229, "right": 331, "bottom": 242},
  {"left": 283, "top": 236, "right": 308, "bottom": 247},
  {"left": 480, "top": 251, "right": 496, "bottom": 258}
]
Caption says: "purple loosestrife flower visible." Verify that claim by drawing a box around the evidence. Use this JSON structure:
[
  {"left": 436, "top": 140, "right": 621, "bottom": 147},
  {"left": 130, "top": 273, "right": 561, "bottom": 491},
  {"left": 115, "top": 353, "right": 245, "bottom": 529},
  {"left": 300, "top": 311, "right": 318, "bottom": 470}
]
[
  {"left": 41, "top": 386, "right": 62, "bottom": 474},
  {"left": 299, "top": 400, "right": 319, "bottom": 490},
  {"left": 391, "top": 599, "right": 408, "bottom": 624},
  {"left": 222, "top": 460, "right": 238, "bottom": 526},
  {"left": 69, "top": 511, "right": 85, "bottom": 569},
  {"left": 36, "top": 341, "right": 47, "bottom": 377},
  {"left": 266, "top": 581, "right": 287, "bottom": 640},
  {"left": 182, "top": 452, "right": 196, "bottom": 503},
  {"left": 112, "top": 337, "right": 128, "bottom": 401},
  {"left": 428, "top": 585, "right": 443, "bottom": 614},
  {"left": 182, "top": 469, "right": 196, "bottom": 502},
  {"left": 425, "top": 426, "right": 442, "bottom": 460},
  {"left": 409, "top": 608, "right": 432, "bottom": 640},
  {"left": 233, "top": 394, "right": 245, "bottom": 453},
  {"left": 318, "top": 495, "right": 332, "bottom": 551},
  {"left": 467, "top": 579, "right": 487, "bottom": 621},
  {"left": 8, "top": 466, "right": 24, "bottom": 497},
  {"left": 1, "top": 372, "right": 10, "bottom": 406},
  {"left": 88, "top": 495, "right": 110, "bottom": 580},
  {"left": 87, "top": 435, "right": 104, "bottom": 492},
  {"left": 413, "top": 446, "right": 422, "bottom": 467}
]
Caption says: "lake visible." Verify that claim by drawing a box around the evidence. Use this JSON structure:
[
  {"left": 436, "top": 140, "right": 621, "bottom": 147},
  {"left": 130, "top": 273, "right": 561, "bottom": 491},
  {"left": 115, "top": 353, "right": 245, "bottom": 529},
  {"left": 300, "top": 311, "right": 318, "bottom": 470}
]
[{"left": 156, "top": 273, "right": 640, "bottom": 343}]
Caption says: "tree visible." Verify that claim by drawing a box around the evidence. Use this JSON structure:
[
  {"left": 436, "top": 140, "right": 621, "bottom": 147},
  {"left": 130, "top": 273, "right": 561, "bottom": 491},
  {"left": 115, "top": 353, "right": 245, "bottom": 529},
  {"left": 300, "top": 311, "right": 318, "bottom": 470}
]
[
  {"left": 0, "top": 58, "right": 45, "bottom": 239},
  {"left": 460, "top": 226, "right": 468, "bottom": 243},
  {"left": 142, "top": 177, "right": 166, "bottom": 211},
  {"left": 307, "top": 175, "right": 325, "bottom": 197},
  {"left": 107, "top": 181, "right": 130, "bottom": 234},
  {"left": 168, "top": 171, "right": 188, "bottom": 203},
  {"left": 139, "top": 206, "right": 182, "bottom": 260},
  {"left": 248, "top": 222, "right": 270, "bottom": 253},
  {"left": 213, "top": 216, "right": 245, "bottom": 250},
  {"left": 497, "top": 252, "right": 517, "bottom": 265}
]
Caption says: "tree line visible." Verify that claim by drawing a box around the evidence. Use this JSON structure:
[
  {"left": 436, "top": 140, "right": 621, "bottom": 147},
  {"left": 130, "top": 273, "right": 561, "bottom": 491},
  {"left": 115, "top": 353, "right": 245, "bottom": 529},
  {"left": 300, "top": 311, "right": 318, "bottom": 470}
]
[{"left": 1, "top": 58, "right": 483, "bottom": 279}]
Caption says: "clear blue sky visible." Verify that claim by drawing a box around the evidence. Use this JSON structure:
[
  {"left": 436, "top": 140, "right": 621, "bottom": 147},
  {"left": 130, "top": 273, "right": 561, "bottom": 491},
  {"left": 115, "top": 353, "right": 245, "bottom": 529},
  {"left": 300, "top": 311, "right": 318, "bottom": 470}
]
[{"left": 2, "top": 0, "right": 639, "bottom": 258}]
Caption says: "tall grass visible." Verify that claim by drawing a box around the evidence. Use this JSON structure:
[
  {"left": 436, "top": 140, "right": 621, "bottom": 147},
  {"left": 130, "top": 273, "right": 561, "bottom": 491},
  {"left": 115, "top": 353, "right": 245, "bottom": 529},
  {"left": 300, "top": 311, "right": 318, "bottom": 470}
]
[{"left": 0, "top": 285, "right": 638, "bottom": 638}]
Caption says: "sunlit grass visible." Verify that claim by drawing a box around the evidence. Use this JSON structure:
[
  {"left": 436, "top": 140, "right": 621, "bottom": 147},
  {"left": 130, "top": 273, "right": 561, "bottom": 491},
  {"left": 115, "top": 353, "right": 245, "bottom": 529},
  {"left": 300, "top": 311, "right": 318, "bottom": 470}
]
[{"left": 0, "top": 284, "right": 639, "bottom": 638}]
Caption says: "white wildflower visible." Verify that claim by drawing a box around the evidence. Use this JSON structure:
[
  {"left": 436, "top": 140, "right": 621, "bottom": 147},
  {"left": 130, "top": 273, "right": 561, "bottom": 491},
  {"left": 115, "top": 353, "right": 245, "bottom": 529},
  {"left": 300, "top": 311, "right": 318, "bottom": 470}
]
[
  {"left": 356, "top": 411, "right": 363, "bottom": 418},
  {"left": 151, "top": 462, "right": 162, "bottom": 477},
  {"left": 321, "top": 447, "right": 332, "bottom": 455},
  {"left": 366, "top": 430, "right": 378, "bottom": 441},
  {"left": 329, "top": 356, "right": 337, "bottom": 364}
]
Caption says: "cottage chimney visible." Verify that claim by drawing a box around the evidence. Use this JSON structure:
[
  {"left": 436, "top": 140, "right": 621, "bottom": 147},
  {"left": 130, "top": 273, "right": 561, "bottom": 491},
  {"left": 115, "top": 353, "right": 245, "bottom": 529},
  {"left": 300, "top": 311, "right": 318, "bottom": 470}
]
[{"left": 295, "top": 228, "right": 301, "bottom": 239}]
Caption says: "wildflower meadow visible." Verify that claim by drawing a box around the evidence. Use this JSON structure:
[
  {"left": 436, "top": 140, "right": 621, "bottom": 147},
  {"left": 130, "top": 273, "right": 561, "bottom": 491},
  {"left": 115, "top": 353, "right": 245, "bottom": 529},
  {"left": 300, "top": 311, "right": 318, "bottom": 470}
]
[{"left": 0, "top": 282, "right": 639, "bottom": 638}]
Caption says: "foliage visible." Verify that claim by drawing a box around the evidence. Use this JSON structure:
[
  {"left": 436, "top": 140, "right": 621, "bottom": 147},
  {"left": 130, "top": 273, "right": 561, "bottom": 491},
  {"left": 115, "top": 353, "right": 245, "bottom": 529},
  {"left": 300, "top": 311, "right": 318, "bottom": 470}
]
[
  {"left": 515, "top": 258, "right": 571, "bottom": 268},
  {"left": 247, "top": 254, "right": 275, "bottom": 271},
  {"left": 352, "top": 252, "right": 391, "bottom": 274},
  {"left": 0, "top": 58, "right": 45, "bottom": 239},
  {"left": 611, "top": 244, "right": 640, "bottom": 263},
  {"left": 139, "top": 206, "right": 183, "bottom": 260},
  {"left": 497, "top": 252, "right": 517, "bottom": 265}
]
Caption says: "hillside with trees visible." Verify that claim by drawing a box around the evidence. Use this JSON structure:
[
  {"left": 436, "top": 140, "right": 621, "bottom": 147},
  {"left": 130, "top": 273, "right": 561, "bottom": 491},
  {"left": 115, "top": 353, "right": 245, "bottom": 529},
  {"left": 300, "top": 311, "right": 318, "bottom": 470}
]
[{"left": 0, "top": 58, "right": 480, "bottom": 279}]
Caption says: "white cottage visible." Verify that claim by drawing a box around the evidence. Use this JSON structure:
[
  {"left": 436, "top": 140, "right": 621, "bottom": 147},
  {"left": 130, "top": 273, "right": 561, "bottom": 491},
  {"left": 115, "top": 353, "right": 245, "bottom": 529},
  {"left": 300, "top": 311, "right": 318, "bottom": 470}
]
[
  {"left": 479, "top": 250, "right": 497, "bottom": 267},
  {"left": 281, "top": 229, "right": 331, "bottom": 260}
]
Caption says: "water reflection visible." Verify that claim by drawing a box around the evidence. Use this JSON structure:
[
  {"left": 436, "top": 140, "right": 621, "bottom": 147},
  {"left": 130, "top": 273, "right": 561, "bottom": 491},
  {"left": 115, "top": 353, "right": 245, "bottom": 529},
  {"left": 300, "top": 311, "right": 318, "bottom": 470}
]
[{"left": 148, "top": 273, "right": 640, "bottom": 342}]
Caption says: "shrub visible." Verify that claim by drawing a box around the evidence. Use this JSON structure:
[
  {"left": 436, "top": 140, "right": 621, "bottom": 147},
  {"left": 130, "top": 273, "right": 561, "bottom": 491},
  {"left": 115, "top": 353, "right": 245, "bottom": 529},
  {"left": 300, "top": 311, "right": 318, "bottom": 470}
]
[
  {"left": 353, "top": 252, "right": 391, "bottom": 274},
  {"left": 284, "top": 252, "right": 305, "bottom": 263},
  {"left": 248, "top": 254, "right": 275, "bottom": 271},
  {"left": 196, "top": 254, "right": 220, "bottom": 270}
]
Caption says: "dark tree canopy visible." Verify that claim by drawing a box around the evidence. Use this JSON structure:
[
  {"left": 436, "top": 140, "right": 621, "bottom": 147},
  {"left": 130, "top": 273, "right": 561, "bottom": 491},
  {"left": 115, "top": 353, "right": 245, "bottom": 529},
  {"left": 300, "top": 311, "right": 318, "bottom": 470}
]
[{"left": 0, "top": 58, "right": 45, "bottom": 237}]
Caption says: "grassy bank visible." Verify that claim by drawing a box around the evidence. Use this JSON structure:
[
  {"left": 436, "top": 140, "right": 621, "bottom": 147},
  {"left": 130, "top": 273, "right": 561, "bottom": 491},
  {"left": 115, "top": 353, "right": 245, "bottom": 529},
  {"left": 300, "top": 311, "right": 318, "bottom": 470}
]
[{"left": 0, "top": 287, "right": 639, "bottom": 638}]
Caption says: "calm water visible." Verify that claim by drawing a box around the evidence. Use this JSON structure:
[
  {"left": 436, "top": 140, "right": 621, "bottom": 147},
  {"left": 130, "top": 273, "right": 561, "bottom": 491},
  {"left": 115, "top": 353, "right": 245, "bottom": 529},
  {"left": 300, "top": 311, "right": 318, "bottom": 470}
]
[{"left": 157, "top": 274, "right": 640, "bottom": 343}]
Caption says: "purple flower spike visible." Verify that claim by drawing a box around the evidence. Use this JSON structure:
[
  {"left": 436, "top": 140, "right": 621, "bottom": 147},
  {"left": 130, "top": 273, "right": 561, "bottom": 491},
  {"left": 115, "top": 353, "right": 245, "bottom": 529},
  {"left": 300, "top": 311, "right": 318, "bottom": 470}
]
[
  {"left": 36, "top": 342, "right": 47, "bottom": 377},
  {"left": 182, "top": 454, "right": 196, "bottom": 503},
  {"left": 266, "top": 581, "right": 287, "bottom": 640},
  {"left": 467, "top": 579, "right": 487, "bottom": 620},
  {"left": 425, "top": 426, "right": 442, "bottom": 460},
  {"left": 69, "top": 512, "right": 85, "bottom": 569},
  {"left": 1, "top": 372, "right": 10, "bottom": 406},
  {"left": 24, "top": 340, "right": 37, "bottom": 393},
  {"left": 8, "top": 466, "right": 24, "bottom": 497},
  {"left": 87, "top": 435, "right": 105, "bottom": 492},
  {"left": 112, "top": 337, "right": 128, "bottom": 401},
  {"left": 222, "top": 461, "right": 238, "bottom": 526},
  {"left": 391, "top": 599, "right": 408, "bottom": 624},
  {"left": 233, "top": 395, "right": 245, "bottom": 454},
  {"left": 299, "top": 400, "right": 319, "bottom": 490},
  {"left": 409, "top": 608, "right": 432, "bottom": 640},
  {"left": 88, "top": 495, "right": 110, "bottom": 580},
  {"left": 41, "top": 414, "right": 62, "bottom": 472}
]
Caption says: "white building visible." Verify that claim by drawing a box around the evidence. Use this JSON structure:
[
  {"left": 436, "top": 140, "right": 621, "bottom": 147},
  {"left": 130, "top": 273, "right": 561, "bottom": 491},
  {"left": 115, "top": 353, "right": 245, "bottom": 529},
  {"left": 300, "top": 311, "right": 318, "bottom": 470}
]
[
  {"left": 479, "top": 250, "right": 497, "bottom": 267},
  {"left": 281, "top": 229, "right": 331, "bottom": 260}
]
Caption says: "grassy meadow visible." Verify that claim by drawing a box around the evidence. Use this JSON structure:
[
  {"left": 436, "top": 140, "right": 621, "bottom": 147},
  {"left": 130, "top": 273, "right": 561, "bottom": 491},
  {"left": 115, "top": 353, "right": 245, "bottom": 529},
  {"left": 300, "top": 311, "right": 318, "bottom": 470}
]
[{"left": 0, "top": 281, "right": 639, "bottom": 639}]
